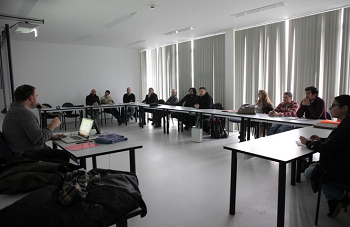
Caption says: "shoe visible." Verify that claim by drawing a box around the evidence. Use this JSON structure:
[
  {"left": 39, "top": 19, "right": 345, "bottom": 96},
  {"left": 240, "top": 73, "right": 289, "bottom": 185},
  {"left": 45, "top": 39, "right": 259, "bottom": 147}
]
[
  {"left": 148, "top": 118, "right": 153, "bottom": 122},
  {"left": 130, "top": 116, "right": 133, "bottom": 120},
  {"left": 327, "top": 199, "right": 344, "bottom": 218},
  {"left": 154, "top": 123, "right": 161, "bottom": 128},
  {"left": 118, "top": 120, "right": 124, "bottom": 125}
]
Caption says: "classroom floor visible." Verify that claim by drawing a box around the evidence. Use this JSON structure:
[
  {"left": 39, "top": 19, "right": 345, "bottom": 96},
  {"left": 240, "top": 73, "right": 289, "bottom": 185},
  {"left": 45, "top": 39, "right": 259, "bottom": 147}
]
[{"left": 52, "top": 118, "right": 349, "bottom": 227}]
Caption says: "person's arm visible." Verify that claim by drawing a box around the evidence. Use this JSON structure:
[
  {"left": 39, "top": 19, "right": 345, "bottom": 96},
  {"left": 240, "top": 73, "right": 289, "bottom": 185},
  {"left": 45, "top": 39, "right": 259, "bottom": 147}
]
[
  {"left": 100, "top": 96, "right": 106, "bottom": 104},
  {"left": 142, "top": 95, "right": 147, "bottom": 103},
  {"left": 96, "top": 96, "right": 101, "bottom": 105},
  {"left": 21, "top": 113, "right": 54, "bottom": 145},
  {"left": 178, "top": 95, "right": 188, "bottom": 106},
  {"left": 86, "top": 96, "right": 91, "bottom": 105},
  {"left": 265, "top": 103, "right": 274, "bottom": 113},
  {"left": 296, "top": 101, "right": 306, "bottom": 118},
  {"left": 280, "top": 102, "right": 299, "bottom": 117},
  {"left": 307, "top": 98, "right": 326, "bottom": 119},
  {"left": 150, "top": 94, "right": 158, "bottom": 103}
]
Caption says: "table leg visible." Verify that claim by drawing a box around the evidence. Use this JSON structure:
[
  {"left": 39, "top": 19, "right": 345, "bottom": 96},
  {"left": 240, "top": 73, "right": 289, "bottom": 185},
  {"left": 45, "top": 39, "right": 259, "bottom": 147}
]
[
  {"left": 163, "top": 110, "right": 166, "bottom": 134},
  {"left": 129, "top": 149, "right": 136, "bottom": 174},
  {"left": 291, "top": 160, "right": 296, "bottom": 186},
  {"left": 227, "top": 119, "right": 230, "bottom": 136},
  {"left": 240, "top": 117, "right": 246, "bottom": 142},
  {"left": 124, "top": 106, "right": 128, "bottom": 126},
  {"left": 92, "top": 156, "right": 97, "bottom": 169},
  {"left": 247, "top": 119, "right": 251, "bottom": 141},
  {"left": 296, "top": 159, "right": 302, "bottom": 183},
  {"left": 181, "top": 113, "right": 184, "bottom": 132},
  {"left": 166, "top": 110, "right": 169, "bottom": 134},
  {"left": 80, "top": 158, "right": 87, "bottom": 169},
  {"left": 230, "top": 150, "right": 237, "bottom": 215},
  {"left": 277, "top": 162, "right": 286, "bottom": 227},
  {"left": 256, "top": 123, "right": 260, "bottom": 138}
]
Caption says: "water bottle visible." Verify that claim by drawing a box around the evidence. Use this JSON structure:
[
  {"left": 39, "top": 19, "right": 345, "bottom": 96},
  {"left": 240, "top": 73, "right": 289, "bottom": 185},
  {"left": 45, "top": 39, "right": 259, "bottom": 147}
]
[{"left": 136, "top": 98, "right": 139, "bottom": 104}]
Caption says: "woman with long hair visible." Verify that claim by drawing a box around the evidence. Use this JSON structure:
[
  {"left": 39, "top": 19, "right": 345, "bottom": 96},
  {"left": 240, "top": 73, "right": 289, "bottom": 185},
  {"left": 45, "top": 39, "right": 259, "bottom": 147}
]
[{"left": 255, "top": 90, "right": 273, "bottom": 114}]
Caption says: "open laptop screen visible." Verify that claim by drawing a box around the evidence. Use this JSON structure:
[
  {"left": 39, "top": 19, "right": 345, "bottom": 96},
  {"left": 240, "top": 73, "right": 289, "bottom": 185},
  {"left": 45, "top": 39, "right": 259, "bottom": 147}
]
[{"left": 78, "top": 118, "right": 94, "bottom": 138}]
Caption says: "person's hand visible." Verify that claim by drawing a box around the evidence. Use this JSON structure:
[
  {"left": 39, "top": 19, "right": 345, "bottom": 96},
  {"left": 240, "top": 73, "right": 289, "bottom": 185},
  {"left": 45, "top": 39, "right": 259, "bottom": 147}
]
[
  {"left": 93, "top": 102, "right": 98, "bottom": 106},
  {"left": 299, "top": 136, "right": 309, "bottom": 145},
  {"left": 194, "top": 104, "right": 199, "bottom": 109},
  {"left": 143, "top": 101, "right": 146, "bottom": 104},
  {"left": 302, "top": 98, "right": 311, "bottom": 106},
  {"left": 268, "top": 110, "right": 274, "bottom": 116},
  {"left": 310, "top": 135, "right": 321, "bottom": 141},
  {"left": 269, "top": 111, "right": 280, "bottom": 117},
  {"left": 49, "top": 117, "right": 61, "bottom": 131},
  {"left": 51, "top": 134, "right": 66, "bottom": 140}
]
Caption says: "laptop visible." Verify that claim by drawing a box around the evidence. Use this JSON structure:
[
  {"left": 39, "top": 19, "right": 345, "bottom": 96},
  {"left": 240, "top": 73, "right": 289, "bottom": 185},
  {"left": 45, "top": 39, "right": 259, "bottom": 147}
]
[{"left": 61, "top": 118, "right": 94, "bottom": 143}]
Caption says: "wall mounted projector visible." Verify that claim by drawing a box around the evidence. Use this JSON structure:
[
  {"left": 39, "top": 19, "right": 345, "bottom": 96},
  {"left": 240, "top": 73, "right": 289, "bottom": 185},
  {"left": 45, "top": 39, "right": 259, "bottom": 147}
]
[{"left": 14, "top": 22, "right": 38, "bottom": 33}]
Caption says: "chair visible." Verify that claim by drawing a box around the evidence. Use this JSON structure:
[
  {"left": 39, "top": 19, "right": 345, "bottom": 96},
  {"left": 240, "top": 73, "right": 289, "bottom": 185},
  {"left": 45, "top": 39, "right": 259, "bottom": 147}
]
[
  {"left": 103, "top": 109, "right": 114, "bottom": 125},
  {"left": 0, "top": 131, "right": 13, "bottom": 165},
  {"left": 41, "top": 103, "right": 61, "bottom": 130},
  {"left": 315, "top": 164, "right": 350, "bottom": 225},
  {"left": 62, "top": 102, "right": 81, "bottom": 130}
]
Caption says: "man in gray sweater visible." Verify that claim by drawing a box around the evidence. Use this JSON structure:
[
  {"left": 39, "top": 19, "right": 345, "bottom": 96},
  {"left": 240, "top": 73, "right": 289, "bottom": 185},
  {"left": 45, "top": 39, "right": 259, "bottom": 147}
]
[{"left": 2, "top": 85, "right": 64, "bottom": 157}]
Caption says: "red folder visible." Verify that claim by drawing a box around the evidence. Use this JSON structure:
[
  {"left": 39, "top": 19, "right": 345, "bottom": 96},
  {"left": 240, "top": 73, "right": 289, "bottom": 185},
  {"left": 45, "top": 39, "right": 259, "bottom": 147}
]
[{"left": 66, "top": 142, "right": 100, "bottom": 151}]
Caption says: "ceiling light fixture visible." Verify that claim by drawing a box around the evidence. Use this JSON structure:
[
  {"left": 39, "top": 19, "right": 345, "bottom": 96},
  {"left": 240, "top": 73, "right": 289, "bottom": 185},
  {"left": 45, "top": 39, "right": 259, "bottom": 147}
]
[
  {"left": 127, "top": 40, "right": 147, "bottom": 46},
  {"left": 231, "top": 2, "right": 287, "bottom": 17},
  {"left": 164, "top": 27, "right": 193, "bottom": 36},
  {"left": 103, "top": 12, "right": 139, "bottom": 28}
]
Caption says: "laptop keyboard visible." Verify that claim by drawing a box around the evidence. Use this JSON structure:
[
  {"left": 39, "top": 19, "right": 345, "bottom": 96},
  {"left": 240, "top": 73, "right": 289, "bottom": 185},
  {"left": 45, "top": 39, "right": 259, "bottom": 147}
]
[{"left": 70, "top": 135, "right": 83, "bottom": 140}]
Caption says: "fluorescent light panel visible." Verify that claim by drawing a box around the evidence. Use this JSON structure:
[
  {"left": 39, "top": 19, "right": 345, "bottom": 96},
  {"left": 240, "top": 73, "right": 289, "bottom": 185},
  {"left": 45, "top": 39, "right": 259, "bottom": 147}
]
[
  {"left": 103, "top": 12, "right": 138, "bottom": 28},
  {"left": 164, "top": 27, "right": 193, "bottom": 35},
  {"left": 127, "top": 40, "right": 146, "bottom": 46},
  {"left": 232, "top": 2, "right": 287, "bottom": 17}
]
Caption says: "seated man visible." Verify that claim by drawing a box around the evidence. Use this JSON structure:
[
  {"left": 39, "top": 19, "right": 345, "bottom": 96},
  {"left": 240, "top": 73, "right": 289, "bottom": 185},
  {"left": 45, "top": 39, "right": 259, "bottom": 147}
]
[
  {"left": 195, "top": 87, "right": 214, "bottom": 134},
  {"left": 123, "top": 87, "right": 136, "bottom": 120},
  {"left": 178, "top": 88, "right": 198, "bottom": 130},
  {"left": 300, "top": 95, "right": 350, "bottom": 218},
  {"left": 85, "top": 89, "right": 100, "bottom": 121},
  {"left": 297, "top": 86, "right": 327, "bottom": 119},
  {"left": 142, "top": 87, "right": 159, "bottom": 126},
  {"left": 153, "top": 89, "right": 179, "bottom": 128},
  {"left": 268, "top": 92, "right": 299, "bottom": 135},
  {"left": 2, "top": 85, "right": 67, "bottom": 160},
  {"left": 100, "top": 90, "right": 124, "bottom": 125}
]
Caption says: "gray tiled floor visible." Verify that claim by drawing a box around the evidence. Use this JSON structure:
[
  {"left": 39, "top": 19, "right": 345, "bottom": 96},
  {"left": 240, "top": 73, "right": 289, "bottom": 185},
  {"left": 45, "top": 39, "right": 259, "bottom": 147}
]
[{"left": 45, "top": 118, "right": 350, "bottom": 227}]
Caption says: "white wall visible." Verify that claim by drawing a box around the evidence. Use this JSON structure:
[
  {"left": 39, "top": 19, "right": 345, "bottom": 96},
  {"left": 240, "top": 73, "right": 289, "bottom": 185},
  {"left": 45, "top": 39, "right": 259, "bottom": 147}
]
[{"left": 10, "top": 41, "right": 140, "bottom": 107}]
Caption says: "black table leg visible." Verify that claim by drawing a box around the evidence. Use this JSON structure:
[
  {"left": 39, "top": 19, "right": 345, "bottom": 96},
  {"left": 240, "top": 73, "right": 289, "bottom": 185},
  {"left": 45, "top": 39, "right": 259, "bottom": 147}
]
[
  {"left": 181, "top": 113, "right": 184, "bottom": 132},
  {"left": 247, "top": 119, "right": 251, "bottom": 141},
  {"left": 80, "top": 158, "right": 87, "bottom": 169},
  {"left": 129, "top": 149, "right": 136, "bottom": 174},
  {"left": 277, "top": 162, "right": 286, "bottom": 227},
  {"left": 296, "top": 159, "right": 302, "bottom": 183},
  {"left": 291, "top": 160, "right": 296, "bottom": 186},
  {"left": 124, "top": 106, "right": 128, "bottom": 125},
  {"left": 163, "top": 109, "right": 166, "bottom": 134},
  {"left": 92, "top": 156, "right": 97, "bottom": 169},
  {"left": 166, "top": 110, "right": 169, "bottom": 134},
  {"left": 42, "top": 111, "right": 48, "bottom": 128},
  {"left": 240, "top": 117, "right": 246, "bottom": 142},
  {"left": 230, "top": 150, "right": 238, "bottom": 215},
  {"left": 256, "top": 123, "right": 260, "bottom": 138}
]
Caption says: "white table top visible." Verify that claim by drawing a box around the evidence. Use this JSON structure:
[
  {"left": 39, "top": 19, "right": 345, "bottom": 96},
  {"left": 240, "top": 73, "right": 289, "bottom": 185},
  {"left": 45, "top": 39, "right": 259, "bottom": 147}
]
[
  {"left": 224, "top": 126, "right": 331, "bottom": 163},
  {"left": 54, "top": 139, "right": 142, "bottom": 159}
]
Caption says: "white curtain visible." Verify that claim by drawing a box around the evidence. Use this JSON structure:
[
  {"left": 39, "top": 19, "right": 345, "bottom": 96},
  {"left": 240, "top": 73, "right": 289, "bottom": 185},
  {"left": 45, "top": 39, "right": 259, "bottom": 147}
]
[
  {"left": 178, "top": 41, "right": 192, "bottom": 99},
  {"left": 340, "top": 7, "right": 350, "bottom": 95},
  {"left": 193, "top": 34, "right": 225, "bottom": 104}
]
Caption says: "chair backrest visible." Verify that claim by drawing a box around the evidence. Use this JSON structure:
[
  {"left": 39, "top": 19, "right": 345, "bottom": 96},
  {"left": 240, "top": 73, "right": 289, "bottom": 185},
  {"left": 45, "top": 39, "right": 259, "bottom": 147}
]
[
  {"left": 326, "top": 111, "right": 332, "bottom": 120},
  {"left": 62, "top": 102, "right": 74, "bottom": 115},
  {"left": 214, "top": 103, "right": 224, "bottom": 110},
  {"left": 0, "top": 131, "right": 13, "bottom": 164},
  {"left": 42, "top": 103, "right": 52, "bottom": 108}
]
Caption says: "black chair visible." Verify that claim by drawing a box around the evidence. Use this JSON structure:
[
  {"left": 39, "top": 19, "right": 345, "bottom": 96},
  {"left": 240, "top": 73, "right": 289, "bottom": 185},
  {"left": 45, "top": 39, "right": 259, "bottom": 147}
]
[
  {"left": 41, "top": 103, "right": 61, "bottom": 130},
  {"left": 62, "top": 102, "right": 81, "bottom": 130},
  {"left": 315, "top": 164, "right": 350, "bottom": 225},
  {"left": 0, "top": 131, "right": 13, "bottom": 165},
  {"left": 103, "top": 109, "right": 114, "bottom": 125}
]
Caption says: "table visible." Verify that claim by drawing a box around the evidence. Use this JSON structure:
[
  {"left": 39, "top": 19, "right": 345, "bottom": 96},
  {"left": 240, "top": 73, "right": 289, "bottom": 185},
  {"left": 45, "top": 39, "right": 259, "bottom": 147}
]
[
  {"left": 223, "top": 126, "right": 331, "bottom": 227},
  {"left": 38, "top": 105, "right": 85, "bottom": 128},
  {"left": 53, "top": 139, "right": 142, "bottom": 173}
]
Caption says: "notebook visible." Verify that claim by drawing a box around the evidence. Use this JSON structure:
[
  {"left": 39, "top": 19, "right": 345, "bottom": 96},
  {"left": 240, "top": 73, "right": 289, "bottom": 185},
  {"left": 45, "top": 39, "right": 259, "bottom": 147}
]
[{"left": 61, "top": 118, "right": 94, "bottom": 143}]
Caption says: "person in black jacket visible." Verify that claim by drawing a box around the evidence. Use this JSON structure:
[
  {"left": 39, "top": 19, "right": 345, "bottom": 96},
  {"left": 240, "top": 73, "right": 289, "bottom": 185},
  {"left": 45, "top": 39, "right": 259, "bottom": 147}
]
[
  {"left": 178, "top": 88, "right": 198, "bottom": 130},
  {"left": 142, "top": 88, "right": 158, "bottom": 104},
  {"left": 123, "top": 87, "right": 136, "bottom": 120},
  {"left": 300, "top": 95, "right": 350, "bottom": 218},
  {"left": 86, "top": 89, "right": 100, "bottom": 121},
  {"left": 195, "top": 87, "right": 214, "bottom": 134}
]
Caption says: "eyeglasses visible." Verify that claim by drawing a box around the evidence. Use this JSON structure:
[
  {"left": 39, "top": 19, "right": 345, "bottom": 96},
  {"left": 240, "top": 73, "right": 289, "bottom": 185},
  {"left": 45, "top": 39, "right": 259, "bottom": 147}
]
[{"left": 330, "top": 103, "right": 340, "bottom": 108}]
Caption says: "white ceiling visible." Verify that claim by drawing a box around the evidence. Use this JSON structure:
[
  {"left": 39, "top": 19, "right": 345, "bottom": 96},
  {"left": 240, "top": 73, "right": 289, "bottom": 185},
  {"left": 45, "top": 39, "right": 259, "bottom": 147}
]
[{"left": 0, "top": 0, "right": 349, "bottom": 50}]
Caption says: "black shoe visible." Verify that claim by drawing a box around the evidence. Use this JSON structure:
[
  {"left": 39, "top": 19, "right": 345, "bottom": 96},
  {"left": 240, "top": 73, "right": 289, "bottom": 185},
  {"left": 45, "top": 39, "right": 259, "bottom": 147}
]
[
  {"left": 148, "top": 118, "right": 153, "bottom": 122},
  {"left": 327, "top": 199, "right": 341, "bottom": 218},
  {"left": 154, "top": 123, "right": 161, "bottom": 128},
  {"left": 118, "top": 120, "right": 124, "bottom": 125}
]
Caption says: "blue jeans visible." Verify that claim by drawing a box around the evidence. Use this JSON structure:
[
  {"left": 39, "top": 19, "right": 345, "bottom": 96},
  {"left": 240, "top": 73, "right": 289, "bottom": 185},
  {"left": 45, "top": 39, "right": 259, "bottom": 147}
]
[
  {"left": 126, "top": 107, "right": 135, "bottom": 119},
  {"left": 267, "top": 124, "right": 294, "bottom": 136},
  {"left": 305, "top": 163, "right": 350, "bottom": 201}
]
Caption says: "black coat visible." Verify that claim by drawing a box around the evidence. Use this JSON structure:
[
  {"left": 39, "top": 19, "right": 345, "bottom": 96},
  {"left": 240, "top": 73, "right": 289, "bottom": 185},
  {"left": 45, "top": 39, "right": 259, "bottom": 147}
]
[
  {"left": 178, "top": 94, "right": 198, "bottom": 107},
  {"left": 85, "top": 94, "right": 100, "bottom": 106},
  {"left": 123, "top": 93, "right": 136, "bottom": 103},
  {"left": 196, "top": 92, "right": 214, "bottom": 109},
  {"left": 306, "top": 115, "right": 350, "bottom": 170},
  {"left": 143, "top": 93, "right": 158, "bottom": 104}
]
